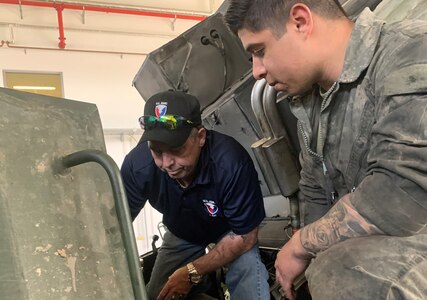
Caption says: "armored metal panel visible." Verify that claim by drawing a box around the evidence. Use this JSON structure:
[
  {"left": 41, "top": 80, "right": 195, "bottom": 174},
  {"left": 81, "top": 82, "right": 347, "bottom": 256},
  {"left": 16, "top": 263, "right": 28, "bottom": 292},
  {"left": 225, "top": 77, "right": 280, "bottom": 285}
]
[
  {"left": 133, "top": 13, "right": 251, "bottom": 109},
  {"left": 0, "top": 88, "right": 134, "bottom": 300}
]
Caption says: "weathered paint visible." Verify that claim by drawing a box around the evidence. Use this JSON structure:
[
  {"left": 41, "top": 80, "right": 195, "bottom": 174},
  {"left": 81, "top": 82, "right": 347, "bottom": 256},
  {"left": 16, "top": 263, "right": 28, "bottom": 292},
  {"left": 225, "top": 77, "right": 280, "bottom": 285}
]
[{"left": 0, "top": 88, "right": 134, "bottom": 299}]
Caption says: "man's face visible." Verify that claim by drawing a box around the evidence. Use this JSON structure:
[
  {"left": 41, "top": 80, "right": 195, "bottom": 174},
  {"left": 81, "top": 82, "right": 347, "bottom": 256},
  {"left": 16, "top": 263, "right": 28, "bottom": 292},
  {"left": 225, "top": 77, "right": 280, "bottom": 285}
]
[
  {"left": 149, "top": 128, "right": 206, "bottom": 183},
  {"left": 238, "top": 25, "right": 318, "bottom": 95}
]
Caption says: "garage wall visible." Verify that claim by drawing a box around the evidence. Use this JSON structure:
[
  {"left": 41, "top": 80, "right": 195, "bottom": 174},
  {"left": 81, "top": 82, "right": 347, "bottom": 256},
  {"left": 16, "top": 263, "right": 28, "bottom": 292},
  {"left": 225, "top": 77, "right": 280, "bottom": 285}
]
[
  {"left": 0, "top": 4, "right": 202, "bottom": 128},
  {"left": 104, "top": 130, "right": 163, "bottom": 254}
]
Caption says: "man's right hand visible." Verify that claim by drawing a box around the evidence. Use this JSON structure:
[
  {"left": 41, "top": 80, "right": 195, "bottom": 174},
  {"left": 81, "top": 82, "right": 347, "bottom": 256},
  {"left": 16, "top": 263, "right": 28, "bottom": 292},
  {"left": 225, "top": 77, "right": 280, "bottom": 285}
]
[
  {"left": 156, "top": 266, "right": 192, "bottom": 300},
  {"left": 275, "top": 230, "right": 312, "bottom": 300}
]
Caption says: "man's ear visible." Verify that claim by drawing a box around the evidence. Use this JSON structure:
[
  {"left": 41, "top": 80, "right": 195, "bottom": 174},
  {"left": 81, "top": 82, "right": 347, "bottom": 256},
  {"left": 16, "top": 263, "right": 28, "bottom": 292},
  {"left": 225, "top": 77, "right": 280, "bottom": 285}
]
[
  {"left": 288, "top": 4, "right": 313, "bottom": 36},
  {"left": 198, "top": 127, "right": 207, "bottom": 147}
]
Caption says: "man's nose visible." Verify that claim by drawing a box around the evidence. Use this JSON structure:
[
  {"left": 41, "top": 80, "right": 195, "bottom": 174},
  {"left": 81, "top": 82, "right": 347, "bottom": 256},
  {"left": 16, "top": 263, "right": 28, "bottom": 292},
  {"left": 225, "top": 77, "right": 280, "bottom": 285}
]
[
  {"left": 161, "top": 152, "right": 174, "bottom": 168},
  {"left": 252, "top": 56, "right": 267, "bottom": 80}
]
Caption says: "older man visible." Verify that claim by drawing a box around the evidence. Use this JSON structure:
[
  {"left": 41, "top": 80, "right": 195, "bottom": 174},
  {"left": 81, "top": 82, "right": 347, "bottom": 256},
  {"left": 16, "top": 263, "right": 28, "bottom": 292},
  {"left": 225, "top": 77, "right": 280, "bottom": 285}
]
[{"left": 121, "top": 90, "right": 269, "bottom": 300}]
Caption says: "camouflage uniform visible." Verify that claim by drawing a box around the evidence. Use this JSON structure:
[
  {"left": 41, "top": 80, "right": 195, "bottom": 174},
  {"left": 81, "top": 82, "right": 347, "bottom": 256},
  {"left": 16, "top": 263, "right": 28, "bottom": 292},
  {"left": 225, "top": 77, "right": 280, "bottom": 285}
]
[{"left": 289, "top": 9, "right": 427, "bottom": 299}]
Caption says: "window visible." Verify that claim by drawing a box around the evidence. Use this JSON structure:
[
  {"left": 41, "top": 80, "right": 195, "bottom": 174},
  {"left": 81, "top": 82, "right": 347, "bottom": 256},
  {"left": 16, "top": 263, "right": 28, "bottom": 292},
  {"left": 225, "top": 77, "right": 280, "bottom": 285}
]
[{"left": 3, "top": 71, "right": 63, "bottom": 98}]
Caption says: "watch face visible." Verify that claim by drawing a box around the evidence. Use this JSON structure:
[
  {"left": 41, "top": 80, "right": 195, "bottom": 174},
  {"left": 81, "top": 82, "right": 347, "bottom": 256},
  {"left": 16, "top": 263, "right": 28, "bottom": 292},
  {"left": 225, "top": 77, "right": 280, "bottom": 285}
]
[
  {"left": 190, "top": 273, "right": 202, "bottom": 284},
  {"left": 187, "top": 262, "right": 202, "bottom": 284}
]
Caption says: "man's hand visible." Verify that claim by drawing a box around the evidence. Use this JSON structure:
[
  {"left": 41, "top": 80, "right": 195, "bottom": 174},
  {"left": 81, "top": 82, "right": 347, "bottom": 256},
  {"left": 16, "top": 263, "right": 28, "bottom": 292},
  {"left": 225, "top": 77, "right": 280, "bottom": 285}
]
[
  {"left": 157, "top": 266, "right": 192, "bottom": 300},
  {"left": 157, "top": 228, "right": 259, "bottom": 299},
  {"left": 275, "top": 230, "right": 312, "bottom": 300},
  {"left": 276, "top": 194, "right": 384, "bottom": 300}
]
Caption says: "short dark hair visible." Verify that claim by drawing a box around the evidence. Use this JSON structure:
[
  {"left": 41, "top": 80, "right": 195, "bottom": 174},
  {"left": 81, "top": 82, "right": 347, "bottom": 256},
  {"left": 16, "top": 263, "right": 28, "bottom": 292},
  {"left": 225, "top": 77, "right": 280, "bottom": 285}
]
[{"left": 225, "top": 0, "right": 347, "bottom": 37}]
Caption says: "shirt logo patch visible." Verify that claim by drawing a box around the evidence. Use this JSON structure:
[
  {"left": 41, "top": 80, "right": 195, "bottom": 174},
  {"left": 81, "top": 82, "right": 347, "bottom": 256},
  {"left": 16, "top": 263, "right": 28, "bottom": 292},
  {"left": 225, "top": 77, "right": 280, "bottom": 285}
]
[
  {"left": 203, "top": 200, "right": 218, "bottom": 217},
  {"left": 155, "top": 102, "right": 167, "bottom": 117}
]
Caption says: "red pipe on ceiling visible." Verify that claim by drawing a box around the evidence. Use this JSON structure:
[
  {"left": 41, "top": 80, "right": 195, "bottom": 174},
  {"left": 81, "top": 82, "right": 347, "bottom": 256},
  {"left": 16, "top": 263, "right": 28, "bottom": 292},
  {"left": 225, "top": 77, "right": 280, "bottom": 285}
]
[
  {"left": 54, "top": 4, "right": 66, "bottom": 49},
  {"left": 0, "top": 0, "right": 208, "bottom": 21},
  {"left": 0, "top": 0, "right": 207, "bottom": 49}
]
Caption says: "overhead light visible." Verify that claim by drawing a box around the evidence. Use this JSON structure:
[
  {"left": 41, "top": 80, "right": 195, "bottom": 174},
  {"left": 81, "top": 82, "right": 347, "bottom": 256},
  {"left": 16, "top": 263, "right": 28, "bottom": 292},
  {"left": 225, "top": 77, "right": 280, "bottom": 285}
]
[{"left": 13, "top": 86, "right": 56, "bottom": 91}]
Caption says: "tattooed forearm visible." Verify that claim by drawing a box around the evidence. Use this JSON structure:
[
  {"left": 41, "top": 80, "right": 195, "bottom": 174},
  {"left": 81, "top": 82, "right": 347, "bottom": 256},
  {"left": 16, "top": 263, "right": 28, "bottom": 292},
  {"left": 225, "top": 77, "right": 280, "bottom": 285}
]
[
  {"left": 192, "top": 227, "right": 258, "bottom": 275},
  {"left": 300, "top": 194, "right": 383, "bottom": 254}
]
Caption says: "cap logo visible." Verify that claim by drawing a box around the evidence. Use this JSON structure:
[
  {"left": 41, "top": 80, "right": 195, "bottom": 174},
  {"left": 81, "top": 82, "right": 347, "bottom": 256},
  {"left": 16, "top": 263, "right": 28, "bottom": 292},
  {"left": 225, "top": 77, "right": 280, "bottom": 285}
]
[
  {"left": 203, "top": 199, "right": 218, "bottom": 217},
  {"left": 155, "top": 102, "right": 167, "bottom": 117}
]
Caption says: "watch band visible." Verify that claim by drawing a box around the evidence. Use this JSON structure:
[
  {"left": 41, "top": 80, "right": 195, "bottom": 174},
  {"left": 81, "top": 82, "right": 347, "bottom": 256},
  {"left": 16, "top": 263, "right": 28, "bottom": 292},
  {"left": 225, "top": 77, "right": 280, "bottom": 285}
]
[
  {"left": 186, "top": 262, "right": 202, "bottom": 284},
  {"left": 187, "top": 262, "right": 196, "bottom": 272}
]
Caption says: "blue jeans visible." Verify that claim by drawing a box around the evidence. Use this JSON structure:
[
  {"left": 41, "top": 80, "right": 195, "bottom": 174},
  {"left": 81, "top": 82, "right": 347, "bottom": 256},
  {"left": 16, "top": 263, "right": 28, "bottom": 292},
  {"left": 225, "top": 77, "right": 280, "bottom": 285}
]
[
  {"left": 146, "top": 230, "right": 270, "bottom": 300},
  {"left": 306, "top": 234, "right": 427, "bottom": 300}
]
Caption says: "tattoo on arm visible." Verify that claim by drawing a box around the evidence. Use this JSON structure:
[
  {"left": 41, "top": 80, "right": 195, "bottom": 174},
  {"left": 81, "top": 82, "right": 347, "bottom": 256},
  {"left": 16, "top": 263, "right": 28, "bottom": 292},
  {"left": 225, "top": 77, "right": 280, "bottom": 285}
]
[
  {"left": 300, "top": 194, "right": 383, "bottom": 254},
  {"left": 227, "top": 231, "right": 237, "bottom": 240},
  {"left": 226, "top": 231, "right": 249, "bottom": 242}
]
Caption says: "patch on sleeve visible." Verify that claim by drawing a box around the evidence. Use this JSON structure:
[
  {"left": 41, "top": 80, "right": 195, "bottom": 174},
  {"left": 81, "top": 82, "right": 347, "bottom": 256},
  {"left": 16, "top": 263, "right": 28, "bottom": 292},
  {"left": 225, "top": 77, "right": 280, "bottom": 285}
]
[{"left": 384, "top": 64, "right": 427, "bottom": 96}]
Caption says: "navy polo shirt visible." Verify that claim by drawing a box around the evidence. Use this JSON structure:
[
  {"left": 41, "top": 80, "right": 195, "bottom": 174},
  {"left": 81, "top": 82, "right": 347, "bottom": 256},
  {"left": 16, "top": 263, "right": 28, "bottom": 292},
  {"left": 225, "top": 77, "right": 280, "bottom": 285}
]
[{"left": 121, "top": 130, "right": 265, "bottom": 246}]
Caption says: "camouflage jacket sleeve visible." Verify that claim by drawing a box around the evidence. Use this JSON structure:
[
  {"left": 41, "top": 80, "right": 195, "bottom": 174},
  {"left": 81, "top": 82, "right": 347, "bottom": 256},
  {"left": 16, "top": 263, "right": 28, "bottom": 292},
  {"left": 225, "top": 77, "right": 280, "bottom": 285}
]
[
  {"left": 350, "top": 21, "right": 427, "bottom": 235},
  {"left": 298, "top": 150, "right": 329, "bottom": 223}
]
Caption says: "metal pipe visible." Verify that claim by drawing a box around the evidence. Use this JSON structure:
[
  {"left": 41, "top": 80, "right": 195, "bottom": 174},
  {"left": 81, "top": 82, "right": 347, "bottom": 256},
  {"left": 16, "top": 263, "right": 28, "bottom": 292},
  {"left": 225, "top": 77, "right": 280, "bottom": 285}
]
[
  {"left": 288, "top": 193, "right": 301, "bottom": 230},
  {"left": 54, "top": 4, "right": 66, "bottom": 49},
  {"left": 55, "top": 149, "right": 147, "bottom": 300},
  {"left": 251, "top": 139, "right": 281, "bottom": 195},
  {"left": 251, "top": 79, "right": 273, "bottom": 138},
  {"left": 0, "top": 21, "right": 177, "bottom": 39},
  {"left": 262, "top": 84, "right": 287, "bottom": 139},
  {"left": 263, "top": 83, "right": 298, "bottom": 161},
  {"left": 0, "top": 0, "right": 207, "bottom": 21},
  {"left": 2, "top": 40, "right": 148, "bottom": 55},
  {"left": 262, "top": 137, "right": 300, "bottom": 197},
  {"left": 252, "top": 80, "right": 301, "bottom": 230},
  {"left": 1, "top": 0, "right": 206, "bottom": 50},
  {"left": 250, "top": 79, "right": 283, "bottom": 195}
]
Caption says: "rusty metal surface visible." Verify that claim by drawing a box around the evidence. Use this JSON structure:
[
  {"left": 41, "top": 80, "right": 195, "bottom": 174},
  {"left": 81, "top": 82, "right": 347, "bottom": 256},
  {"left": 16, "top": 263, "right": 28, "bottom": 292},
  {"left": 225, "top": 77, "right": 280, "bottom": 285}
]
[{"left": 0, "top": 88, "right": 134, "bottom": 299}]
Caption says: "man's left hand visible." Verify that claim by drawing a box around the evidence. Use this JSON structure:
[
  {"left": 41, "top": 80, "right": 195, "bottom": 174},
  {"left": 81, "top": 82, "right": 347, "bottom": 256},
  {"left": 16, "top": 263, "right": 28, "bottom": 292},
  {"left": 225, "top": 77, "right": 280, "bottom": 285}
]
[
  {"left": 275, "top": 230, "right": 312, "bottom": 300},
  {"left": 157, "top": 266, "right": 192, "bottom": 300}
]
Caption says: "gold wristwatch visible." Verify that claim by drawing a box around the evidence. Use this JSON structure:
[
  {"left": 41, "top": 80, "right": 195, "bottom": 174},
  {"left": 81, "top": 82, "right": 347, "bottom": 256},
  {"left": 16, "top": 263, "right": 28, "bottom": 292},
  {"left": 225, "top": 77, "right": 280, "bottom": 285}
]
[{"left": 186, "top": 262, "right": 202, "bottom": 284}]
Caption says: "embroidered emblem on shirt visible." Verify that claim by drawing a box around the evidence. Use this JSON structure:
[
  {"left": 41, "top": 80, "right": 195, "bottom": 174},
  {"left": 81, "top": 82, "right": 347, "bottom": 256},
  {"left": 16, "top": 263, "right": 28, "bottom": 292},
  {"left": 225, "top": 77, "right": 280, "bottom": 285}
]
[
  {"left": 203, "top": 199, "right": 218, "bottom": 217},
  {"left": 155, "top": 102, "right": 167, "bottom": 117}
]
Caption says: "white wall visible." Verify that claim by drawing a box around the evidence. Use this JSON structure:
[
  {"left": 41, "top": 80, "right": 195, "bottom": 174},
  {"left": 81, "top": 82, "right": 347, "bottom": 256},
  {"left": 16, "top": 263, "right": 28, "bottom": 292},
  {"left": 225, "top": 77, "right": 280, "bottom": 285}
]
[
  {"left": 1, "top": 48, "right": 145, "bottom": 128},
  {"left": 104, "top": 130, "right": 163, "bottom": 255},
  {"left": 0, "top": 3, "right": 201, "bottom": 128}
]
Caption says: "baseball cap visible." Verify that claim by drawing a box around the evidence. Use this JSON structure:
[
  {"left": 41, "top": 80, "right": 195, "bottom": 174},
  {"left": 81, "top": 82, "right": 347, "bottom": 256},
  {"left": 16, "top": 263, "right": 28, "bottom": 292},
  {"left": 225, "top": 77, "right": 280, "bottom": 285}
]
[{"left": 139, "top": 90, "right": 202, "bottom": 147}]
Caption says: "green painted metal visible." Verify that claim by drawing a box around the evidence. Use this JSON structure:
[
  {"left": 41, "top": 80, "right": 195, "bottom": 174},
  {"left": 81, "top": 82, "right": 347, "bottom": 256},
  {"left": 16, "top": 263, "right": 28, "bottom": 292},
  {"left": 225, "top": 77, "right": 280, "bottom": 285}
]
[
  {"left": 0, "top": 88, "right": 140, "bottom": 299},
  {"left": 57, "top": 149, "right": 147, "bottom": 300}
]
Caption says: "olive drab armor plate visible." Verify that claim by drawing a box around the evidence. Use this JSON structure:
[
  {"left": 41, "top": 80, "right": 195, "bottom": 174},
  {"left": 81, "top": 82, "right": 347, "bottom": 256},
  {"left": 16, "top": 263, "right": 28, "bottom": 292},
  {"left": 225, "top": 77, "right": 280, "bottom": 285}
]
[{"left": 0, "top": 88, "right": 134, "bottom": 300}]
